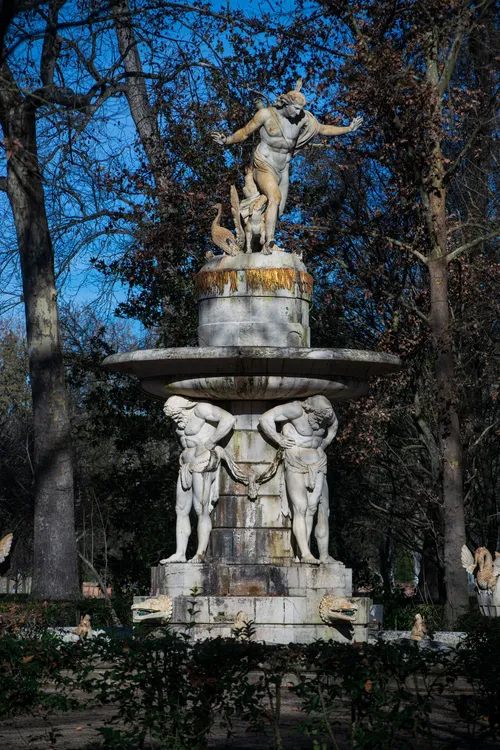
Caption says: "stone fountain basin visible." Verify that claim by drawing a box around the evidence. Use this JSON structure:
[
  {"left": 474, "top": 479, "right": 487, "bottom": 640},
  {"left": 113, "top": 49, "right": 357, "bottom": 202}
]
[{"left": 102, "top": 347, "right": 400, "bottom": 401}]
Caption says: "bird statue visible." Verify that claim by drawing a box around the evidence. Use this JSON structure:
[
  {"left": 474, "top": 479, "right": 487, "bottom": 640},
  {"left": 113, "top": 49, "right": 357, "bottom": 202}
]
[
  {"left": 210, "top": 200, "right": 245, "bottom": 256},
  {"left": 0, "top": 532, "right": 13, "bottom": 564},
  {"left": 461, "top": 545, "right": 500, "bottom": 593}
]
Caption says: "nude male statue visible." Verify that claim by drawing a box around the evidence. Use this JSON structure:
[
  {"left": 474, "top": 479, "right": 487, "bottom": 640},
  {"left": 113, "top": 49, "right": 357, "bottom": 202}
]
[
  {"left": 160, "top": 396, "right": 235, "bottom": 564},
  {"left": 212, "top": 80, "right": 362, "bottom": 253},
  {"left": 259, "top": 396, "right": 338, "bottom": 564}
]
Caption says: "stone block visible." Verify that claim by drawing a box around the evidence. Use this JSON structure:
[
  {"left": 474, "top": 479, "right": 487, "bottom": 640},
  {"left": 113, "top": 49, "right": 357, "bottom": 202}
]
[
  {"left": 208, "top": 596, "right": 256, "bottom": 623},
  {"left": 285, "top": 564, "right": 306, "bottom": 592},
  {"left": 283, "top": 597, "right": 309, "bottom": 625},
  {"left": 172, "top": 595, "right": 210, "bottom": 624},
  {"left": 152, "top": 564, "right": 204, "bottom": 596},
  {"left": 213, "top": 495, "right": 289, "bottom": 529},
  {"left": 305, "top": 563, "right": 348, "bottom": 592},
  {"left": 214, "top": 527, "right": 293, "bottom": 564},
  {"left": 230, "top": 412, "right": 261, "bottom": 430},
  {"left": 225, "top": 429, "right": 276, "bottom": 463},
  {"left": 251, "top": 624, "right": 353, "bottom": 644},
  {"left": 255, "top": 598, "right": 285, "bottom": 624},
  {"left": 228, "top": 565, "right": 286, "bottom": 597}
]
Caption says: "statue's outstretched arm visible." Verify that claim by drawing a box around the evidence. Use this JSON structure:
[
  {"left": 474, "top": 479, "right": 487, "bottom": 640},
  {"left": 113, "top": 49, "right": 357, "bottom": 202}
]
[
  {"left": 212, "top": 109, "right": 268, "bottom": 146},
  {"left": 317, "top": 115, "right": 363, "bottom": 137}
]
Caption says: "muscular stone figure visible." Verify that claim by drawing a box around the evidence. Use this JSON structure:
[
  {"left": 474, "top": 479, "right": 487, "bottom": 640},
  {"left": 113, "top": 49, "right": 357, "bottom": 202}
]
[
  {"left": 160, "top": 396, "right": 235, "bottom": 563},
  {"left": 259, "top": 396, "right": 338, "bottom": 564},
  {"left": 212, "top": 80, "right": 362, "bottom": 253}
]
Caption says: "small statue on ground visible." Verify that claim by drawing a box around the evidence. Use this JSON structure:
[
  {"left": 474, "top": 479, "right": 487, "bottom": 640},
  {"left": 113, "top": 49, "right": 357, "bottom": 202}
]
[
  {"left": 161, "top": 396, "right": 235, "bottom": 564},
  {"left": 259, "top": 396, "right": 338, "bottom": 563},
  {"left": 212, "top": 79, "right": 362, "bottom": 254},
  {"left": 461, "top": 545, "right": 500, "bottom": 606},
  {"left": 410, "top": 613, "right": 428, "bottom": 641},
  {"left": 72, "top": 614, "right": 92, "bottom": 639}
]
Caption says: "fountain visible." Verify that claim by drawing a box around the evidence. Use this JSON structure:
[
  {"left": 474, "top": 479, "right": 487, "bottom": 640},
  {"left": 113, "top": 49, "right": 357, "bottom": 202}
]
[{"left": 102, "top": 81, "right": 400, "bottom": 642}]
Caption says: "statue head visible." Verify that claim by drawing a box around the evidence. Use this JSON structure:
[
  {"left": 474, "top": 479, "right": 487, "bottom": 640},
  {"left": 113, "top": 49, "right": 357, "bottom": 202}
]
[
  {"left": 303, "top": 395, "right": 333, "bottom": 429},
  {"left": 275, "top": 78, "right": 307, "bottom": 112},
  {"left": 164, "top": 395, "right": 197, "bottom": 427}
]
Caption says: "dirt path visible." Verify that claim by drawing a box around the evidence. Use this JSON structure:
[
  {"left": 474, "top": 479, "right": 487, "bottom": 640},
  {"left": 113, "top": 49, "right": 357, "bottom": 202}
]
[{"left": 1, "top": 681, "right": 498, "bottom": 750}]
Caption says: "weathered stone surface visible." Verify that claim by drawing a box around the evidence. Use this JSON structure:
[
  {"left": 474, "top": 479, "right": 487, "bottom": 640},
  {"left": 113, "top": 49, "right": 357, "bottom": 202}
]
[
  {"left": 212, "top": 495, "right": 290, "bottom": 529},
  {"left": 102, "top": 347, "right": 400, "bottom": 402},
  {"left": 210, "top": 528, "right": 293, "bottom": 564},
  {"left": 197, "top": 252, "right": 311, "bottom": 348},
  {"left": 152, "top": 561, "right": 351, "bottom": 599}
]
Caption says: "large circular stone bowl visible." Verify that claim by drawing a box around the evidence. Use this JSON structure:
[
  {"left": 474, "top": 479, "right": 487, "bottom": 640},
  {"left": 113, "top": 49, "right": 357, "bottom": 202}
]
[{"left": 102, "top": 346, "right": 401, "bottom": 402}]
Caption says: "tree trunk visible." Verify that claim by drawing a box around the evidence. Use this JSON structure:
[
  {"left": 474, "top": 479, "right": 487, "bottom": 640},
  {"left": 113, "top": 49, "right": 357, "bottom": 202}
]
[
  {"left": 423, "top": 45, "right": 469, "bottom": 625},
  {"left": 418, "top": 534, "right": 445, "bottom": 604},
  {"left": 0, "top": 74, "right": 79, "bottom": 600},
  {"left": 428, "top": 253, "right": 468, "bottom": 624}
]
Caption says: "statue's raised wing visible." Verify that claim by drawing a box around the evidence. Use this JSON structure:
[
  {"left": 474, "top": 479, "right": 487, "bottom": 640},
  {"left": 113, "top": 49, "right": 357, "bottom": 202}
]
[
  {"left": 493, "top": 551, "right": 500, "bottom": 578},
  {"left": 461, "top": 544, "right": 475, "bottom": 574},
  {"left": 0, "top": 532, "right": 13, "bottom": 564}
]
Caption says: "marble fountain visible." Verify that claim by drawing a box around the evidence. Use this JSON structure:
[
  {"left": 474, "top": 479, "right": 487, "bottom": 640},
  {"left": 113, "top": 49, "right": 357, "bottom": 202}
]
[{"left": 102, "top": 79, "right": 400, "bottom": 642}]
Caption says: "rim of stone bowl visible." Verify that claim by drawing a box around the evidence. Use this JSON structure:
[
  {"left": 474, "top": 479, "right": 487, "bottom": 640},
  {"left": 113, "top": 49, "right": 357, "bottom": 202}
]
[{"left": 102, "top": 347, "right": 401, "bottom": 379}]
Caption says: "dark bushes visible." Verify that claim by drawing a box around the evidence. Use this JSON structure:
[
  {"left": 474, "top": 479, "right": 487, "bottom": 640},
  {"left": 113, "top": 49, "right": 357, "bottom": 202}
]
[{"left": 1, "top": 620, "right": 500, "bottom": 748}]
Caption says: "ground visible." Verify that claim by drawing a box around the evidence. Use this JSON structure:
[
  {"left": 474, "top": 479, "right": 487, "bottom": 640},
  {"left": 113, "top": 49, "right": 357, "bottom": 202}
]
[{"left": 0, "top": 676, "right": 498, "bottom": 749}]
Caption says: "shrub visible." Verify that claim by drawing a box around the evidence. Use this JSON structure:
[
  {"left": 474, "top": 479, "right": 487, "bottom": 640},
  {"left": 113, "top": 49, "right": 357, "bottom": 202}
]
[
  {"left": 294, "top": 639, "right": 456, "bottom": 750},
  {"left": 454, "top": 617, "right": 500, "bottom": 742}
]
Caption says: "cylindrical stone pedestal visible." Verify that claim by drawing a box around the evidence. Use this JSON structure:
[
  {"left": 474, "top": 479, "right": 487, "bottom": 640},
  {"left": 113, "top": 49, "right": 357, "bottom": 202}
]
[
  {"left": 210, "top": 400, "right": 292, "bottom": 565},
  {"left": 196, "top": 252, "right": 312, "bottom": 347}
]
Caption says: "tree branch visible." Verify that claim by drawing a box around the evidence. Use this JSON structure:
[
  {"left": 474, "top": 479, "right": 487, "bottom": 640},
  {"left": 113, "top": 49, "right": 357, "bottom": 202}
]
[
  {"left": 446, "top": 229, "right": 499, "bottom": 263},
  {"left": 0, "top": 177, "right": 7, "bottom": 191},
  {"left": 76, "top": 548, "right": 122, "bottom": 626},
  {"left": 438, "top": 17, "right": 466, "bottom": 96}
]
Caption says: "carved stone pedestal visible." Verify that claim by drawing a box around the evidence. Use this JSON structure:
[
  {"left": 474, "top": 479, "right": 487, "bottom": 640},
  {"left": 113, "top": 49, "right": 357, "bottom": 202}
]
[{"left": 132, "top": 561, "right": 370, "bottom": 644}]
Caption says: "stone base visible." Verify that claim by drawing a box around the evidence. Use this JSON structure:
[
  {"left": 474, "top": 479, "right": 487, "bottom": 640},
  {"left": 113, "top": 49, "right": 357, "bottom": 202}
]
[{"left": 133, "top": 562, "right": 370, "bottom": 644}]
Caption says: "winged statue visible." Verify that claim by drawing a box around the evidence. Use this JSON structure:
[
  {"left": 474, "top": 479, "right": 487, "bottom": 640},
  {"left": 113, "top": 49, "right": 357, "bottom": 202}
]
[{"left": 461, "top": 545, "right": 500, "bottom": 613}]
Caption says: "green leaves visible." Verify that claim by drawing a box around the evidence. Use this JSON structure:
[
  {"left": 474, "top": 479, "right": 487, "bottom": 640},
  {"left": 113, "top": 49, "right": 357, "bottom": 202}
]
[{"left": 2, "top": 626, "right": 500, "bottom": 748}]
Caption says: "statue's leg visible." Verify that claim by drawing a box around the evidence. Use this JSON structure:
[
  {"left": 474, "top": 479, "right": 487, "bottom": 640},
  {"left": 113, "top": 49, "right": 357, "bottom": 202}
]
[
  {"left": 190, "top": 471, "right": 213, "bottom": 562},
  {"left": 306, "top": 473, "right": 324, "bottom": 548},
  {"left": 315, "top": 478, "right": 336, "bottom": 563},
  {"left": 160, "top": 476, "right": 191, "bottom": 563},
  {"left": 286, "top": 472, "right": 319, "bottom": 564},
  {"left": 278, "top": 169, "right": 289, "bottom": 218},
  {"left": 254, "top": 169, "right": 281, "bottom": 253}
]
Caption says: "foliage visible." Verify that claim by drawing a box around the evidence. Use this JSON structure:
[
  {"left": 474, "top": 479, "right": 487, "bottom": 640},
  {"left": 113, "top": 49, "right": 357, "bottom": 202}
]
[
  {"left": 0, "top": 629, "right": 85, "bottom": 722},
  {"left": 74, "top": 631, "right": 266, "bottom": 750},
  {"left": 454, "top": 617, "right": 500, "bottom": 742},
  {"left": 0, "top": 596, "right": 130, "bottom": 630},
  {"left": 295, "top": 639, "right": 457, "bottom": 750},
  {"left": 377, "top": 591, "right": 446, "bottom": 633},
  {"left": 4, "top": 626, "right": 500, "bottom": 747}
]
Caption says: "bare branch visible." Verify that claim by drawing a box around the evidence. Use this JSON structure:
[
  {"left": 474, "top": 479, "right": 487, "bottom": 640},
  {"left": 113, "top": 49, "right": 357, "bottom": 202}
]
[
  {"left": 438, "top": 18, "right": 466, "bottom": 96},
  {"left": 446, "top": 229, "right": 499, "bottom": 263}
]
